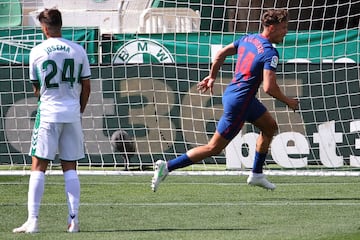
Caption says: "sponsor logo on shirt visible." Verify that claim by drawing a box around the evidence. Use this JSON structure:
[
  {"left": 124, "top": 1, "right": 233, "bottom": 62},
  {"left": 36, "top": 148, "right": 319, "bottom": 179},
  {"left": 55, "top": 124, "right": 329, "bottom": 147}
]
[{"left": 270, "top": 56, "right": 279, "bottom": 68}]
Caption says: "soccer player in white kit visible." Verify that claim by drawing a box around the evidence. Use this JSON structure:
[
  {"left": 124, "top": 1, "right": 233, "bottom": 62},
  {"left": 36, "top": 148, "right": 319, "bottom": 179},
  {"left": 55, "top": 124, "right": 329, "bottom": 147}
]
[{"left": 13, "top": 8, "right": 91, "bottom": 233}]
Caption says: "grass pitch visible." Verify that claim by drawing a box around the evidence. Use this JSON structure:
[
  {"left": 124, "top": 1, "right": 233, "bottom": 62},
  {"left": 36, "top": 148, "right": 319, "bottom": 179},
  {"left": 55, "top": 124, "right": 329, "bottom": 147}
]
[{"left": 1, "top": 174, "right": 360, "bottom": 240}]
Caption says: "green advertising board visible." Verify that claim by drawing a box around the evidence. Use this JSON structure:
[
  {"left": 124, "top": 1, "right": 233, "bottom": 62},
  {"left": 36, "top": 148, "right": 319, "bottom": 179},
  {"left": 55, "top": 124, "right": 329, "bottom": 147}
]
[
  {"left": 105, "top": 30, "right": 359, "bottom": 64},
  {"left": 0, "top": 27, "right": 99, "bottom": 64},
  {"left": 0, "top": 28, "right": 357, "bottom": 65}
]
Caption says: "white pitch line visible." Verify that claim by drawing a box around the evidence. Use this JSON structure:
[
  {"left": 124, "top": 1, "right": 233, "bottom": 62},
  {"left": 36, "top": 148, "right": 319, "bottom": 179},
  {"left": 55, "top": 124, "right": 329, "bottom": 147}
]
[
  {"left": 2, "top": 201, "right": 360, "bottom": 207},
  {"left": 82, "top": 202, "right": 360, "bottom": 207},
  {"left": 1, "top": 170, "right": 360, "bottom": 176},
  {"left": 0, "top": 182, "right": 359, "bottom": 186}
]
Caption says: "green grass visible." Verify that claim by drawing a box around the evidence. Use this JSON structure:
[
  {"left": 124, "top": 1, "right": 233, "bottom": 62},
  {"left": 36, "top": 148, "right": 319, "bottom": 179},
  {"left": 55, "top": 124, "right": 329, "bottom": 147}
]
[{"left": 1, "top": 175, "right": 360, "bottom": 240}]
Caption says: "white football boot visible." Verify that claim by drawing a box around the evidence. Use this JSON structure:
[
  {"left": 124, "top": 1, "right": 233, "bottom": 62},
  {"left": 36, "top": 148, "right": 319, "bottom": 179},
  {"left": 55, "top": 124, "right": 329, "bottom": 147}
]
[
  {"left": 247, "top": 173, "right": 276, "bottom": 190},
  {"left": 12, "top": 219, "right": 39, "bottom": 233},
  {"left": 151, "top": 160, "right": 168, "bottom": 192}
]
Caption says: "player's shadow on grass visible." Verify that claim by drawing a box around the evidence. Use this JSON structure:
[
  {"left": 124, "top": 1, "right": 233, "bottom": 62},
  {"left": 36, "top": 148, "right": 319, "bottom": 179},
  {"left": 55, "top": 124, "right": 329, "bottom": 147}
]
[{"left": 84, "top": 227, "right": 256, "bottom": 233}]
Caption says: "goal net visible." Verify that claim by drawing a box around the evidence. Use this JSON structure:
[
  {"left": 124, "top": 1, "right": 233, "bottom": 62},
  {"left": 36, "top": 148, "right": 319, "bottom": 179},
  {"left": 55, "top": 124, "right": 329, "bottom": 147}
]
[{"left": 0, "top": 0, "right": 359, "bottom": 175}]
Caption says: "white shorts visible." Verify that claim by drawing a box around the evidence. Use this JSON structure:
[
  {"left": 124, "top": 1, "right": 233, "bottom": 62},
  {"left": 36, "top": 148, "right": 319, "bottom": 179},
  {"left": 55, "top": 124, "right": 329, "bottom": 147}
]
[{"left": 29, "top": 121, "right": 85, "bottom": 161}]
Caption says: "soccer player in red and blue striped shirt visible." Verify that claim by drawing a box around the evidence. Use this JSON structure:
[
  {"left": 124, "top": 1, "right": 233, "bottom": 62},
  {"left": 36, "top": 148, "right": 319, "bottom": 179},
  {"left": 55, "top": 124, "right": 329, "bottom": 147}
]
[{"left": 152, "top": 9, "right": 299, "bottom": 192}]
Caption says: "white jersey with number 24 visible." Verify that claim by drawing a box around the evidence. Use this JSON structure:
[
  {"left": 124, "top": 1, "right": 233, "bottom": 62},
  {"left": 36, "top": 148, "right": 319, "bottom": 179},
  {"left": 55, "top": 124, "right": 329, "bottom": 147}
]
[{"left": 29, "top": 37, "right": 91, "bottom": 123}]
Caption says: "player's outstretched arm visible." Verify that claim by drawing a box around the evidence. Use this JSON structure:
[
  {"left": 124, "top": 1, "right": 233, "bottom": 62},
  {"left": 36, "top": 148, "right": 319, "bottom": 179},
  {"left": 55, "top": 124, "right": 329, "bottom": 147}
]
[
  {"left": 263, "top": 69, "right": 299, "bottom": 111},
  {"left": 198, "top": 43, "right": 237, "bottom": 94}
]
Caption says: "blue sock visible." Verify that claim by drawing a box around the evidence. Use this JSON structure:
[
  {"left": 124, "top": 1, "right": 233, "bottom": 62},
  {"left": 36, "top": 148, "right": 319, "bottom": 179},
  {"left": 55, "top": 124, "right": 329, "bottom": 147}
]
[
  {"left": 167, "top": 154, "right": 193, "bottom": 172},
  {"left": 252, "top": 151, "right": 267, "bottom": 173}
]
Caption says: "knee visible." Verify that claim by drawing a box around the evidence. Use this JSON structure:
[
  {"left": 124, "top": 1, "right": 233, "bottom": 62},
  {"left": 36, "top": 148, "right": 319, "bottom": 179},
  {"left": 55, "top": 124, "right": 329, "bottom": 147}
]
[{"left": 31, "top": 156, "right": 48, "bottom": 172}]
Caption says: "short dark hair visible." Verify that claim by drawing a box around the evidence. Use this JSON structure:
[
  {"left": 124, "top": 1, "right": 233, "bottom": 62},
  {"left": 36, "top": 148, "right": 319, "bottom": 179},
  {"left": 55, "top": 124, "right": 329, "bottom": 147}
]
[
  {"left": 37, "top": 8, "right": 62, "bottom": 29},
  {"left": 261, "top": 9, "right": 289, "bottom": 27}
]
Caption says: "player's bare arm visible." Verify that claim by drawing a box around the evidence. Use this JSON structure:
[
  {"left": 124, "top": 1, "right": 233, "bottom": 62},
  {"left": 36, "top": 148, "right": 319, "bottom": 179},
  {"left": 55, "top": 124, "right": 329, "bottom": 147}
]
[
  {"left": 80, "top": 78, "right": 91, "bottom": 113},
  {"left": 263, "top": 69, "right": 299, "bottom": 111},
  {"left": 32, "top": 83, "right": 40, "bottom": 97},
  {"left": 197, "top": 43, "right": 237, "bottom": 94}
]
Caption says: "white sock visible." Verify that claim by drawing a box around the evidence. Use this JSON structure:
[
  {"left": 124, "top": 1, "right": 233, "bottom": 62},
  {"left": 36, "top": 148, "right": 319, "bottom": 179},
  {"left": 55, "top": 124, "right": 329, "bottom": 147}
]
[
  {"left": 27, "top": 171, "right": 45, "bottom": 222},
  {"left": 64, "top": 170, "right": 80, "bottom": 223}
]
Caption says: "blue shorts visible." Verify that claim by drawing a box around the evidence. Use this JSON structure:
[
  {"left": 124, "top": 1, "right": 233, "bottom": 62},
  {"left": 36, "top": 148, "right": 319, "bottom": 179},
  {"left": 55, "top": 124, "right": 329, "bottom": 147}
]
[{"left": 216, "top": 94, "right": 266, "bottom": 140}]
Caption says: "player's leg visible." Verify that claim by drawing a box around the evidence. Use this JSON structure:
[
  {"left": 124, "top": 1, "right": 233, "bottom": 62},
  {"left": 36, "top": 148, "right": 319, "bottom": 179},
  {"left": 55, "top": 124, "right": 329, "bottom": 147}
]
[
  {"left": 12, "top": 156, "right": 49, "bottom": 234},
  {"left": 151, "top": 93, "right": 240, "bottom": 192},
  {"left": 152, "top": 89, "right": 245, "bottom": 192},
  {"left": 168, "top": 131, "right": 229, "bottom": 171},
  {"left": 13, "top": 121, "right": 58, "bottom": 233},
  {"left": 59, "top": 122, "right": 83, "bottom": 233},
  {"left": 151, "top": 131, "right": 230, "bottom": 192},
  {"left": 246, "top": 100, "right": 278, "bottom": 190},
  {"left": 61, "top": 161, "right": 80, "bottom": 233},
  {"left": 252, "top": 110, "right": 278, "bottom": 172}
]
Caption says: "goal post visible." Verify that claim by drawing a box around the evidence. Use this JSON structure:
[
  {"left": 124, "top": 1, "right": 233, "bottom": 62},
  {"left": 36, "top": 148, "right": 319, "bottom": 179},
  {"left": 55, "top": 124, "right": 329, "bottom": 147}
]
[{"left": 0, "top": 0, "right": 359, "bottom": 175}]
